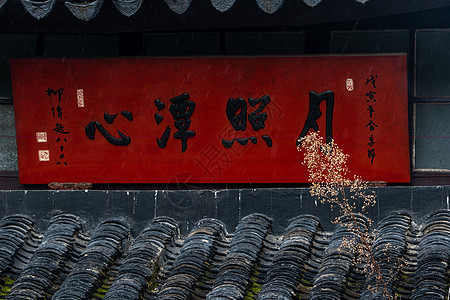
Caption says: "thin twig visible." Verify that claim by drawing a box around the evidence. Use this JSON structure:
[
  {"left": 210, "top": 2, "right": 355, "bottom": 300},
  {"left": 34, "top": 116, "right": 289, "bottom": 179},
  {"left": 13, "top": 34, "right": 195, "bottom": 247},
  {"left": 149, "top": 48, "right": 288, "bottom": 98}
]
[{"left": 340, "top": 187, "right": 391, "bottom": 300}]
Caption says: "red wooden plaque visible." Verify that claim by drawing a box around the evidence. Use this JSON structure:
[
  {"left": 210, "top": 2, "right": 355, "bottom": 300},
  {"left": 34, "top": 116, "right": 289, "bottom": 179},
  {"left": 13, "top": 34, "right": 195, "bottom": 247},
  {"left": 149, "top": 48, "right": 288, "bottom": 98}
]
[{"left": 10, "top": 56, "right": 409, "bottom": 184}]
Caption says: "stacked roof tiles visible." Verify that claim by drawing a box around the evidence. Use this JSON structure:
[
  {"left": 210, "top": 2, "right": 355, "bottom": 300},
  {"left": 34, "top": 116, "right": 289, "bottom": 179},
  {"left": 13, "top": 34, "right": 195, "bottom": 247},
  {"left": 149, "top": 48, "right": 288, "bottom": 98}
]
[{"left": 0, "top": 210, "right": 448, "bottom": 299}]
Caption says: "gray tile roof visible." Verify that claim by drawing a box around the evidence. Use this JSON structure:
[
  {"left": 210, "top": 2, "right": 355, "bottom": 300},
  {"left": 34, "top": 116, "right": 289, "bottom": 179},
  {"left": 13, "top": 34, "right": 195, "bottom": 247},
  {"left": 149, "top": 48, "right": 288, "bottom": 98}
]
[
  {"left": 2, "top": 0, "right": 371, "bottom": 20},
  {"left": 0, "top": 210, "right": 448, "bottom": 299}
]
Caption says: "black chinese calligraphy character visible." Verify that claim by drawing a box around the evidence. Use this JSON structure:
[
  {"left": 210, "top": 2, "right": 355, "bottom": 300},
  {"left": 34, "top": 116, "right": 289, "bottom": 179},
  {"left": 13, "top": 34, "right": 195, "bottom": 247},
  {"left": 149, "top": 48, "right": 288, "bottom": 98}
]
[
  {"left": 367, "top": 135, "right": 376, "bottom": 147},
  {"left": 297, "top": 90, "right": 334, "bottom": 146},
  {"left": 226, "top": 95, "right": 272, "bottom": 131},
  {"left": 121, "top": 111, "right": 133, "bottom": 121},
  {"left": 366, "top": 91, "right": 376, "bottom": 103},
  {"left": 52, "top": 105, "right": 63, "bottom": 119},
  {"left": 53, "top": 123, "right": 70, "bottom": 134},
  {"left": 262, "top": 135, "right": 272, "bottom": 147},
  {"left": 45, "top": 88, "right": 64, "bottom": 103},
  {"left": 248, "top": 95, "right": 271, "bottom": 130},
  {"left": 226, "top": 97, "right": 247, "bottom": 131},
  {"left": 154, "top": 100, "right": 169, "bottom": 148},
  {"left": 365, "top": 120, "right": 378, "bottom": 131},
  {"left": 157, "top": 126, "right": 171, "bottom": 149},
  {"left": 154, "top": 113, "right": 164, "bottom": 125},
  {"left": 365, "top": 75, "right": 378, "bottom": 89},
  {"left": 104, "top": 113, "right": 118, "bottom": 124},
  {"left": 56, "top": 153, "right": 67, "bottom": 165},
  {"left": 169, "top": 93, "right": 196, "bottom": 153},
  {"left": 367, "top": 106, "right": 375, "bottom": 118},
  {"left": 368, "top": 148, "right": 376, "bottom": 164},
  {"left": 222, "top": 139, "right": 234, "bottom": 148},
  {"left": 223, "top": 95, "right": 272, "bottom": 148},
  {"left": 85, "top": 111, "right": 133, "bottom": 146},
  {"left": 154, "top": 99, "right": 165, "bottom": 111}
]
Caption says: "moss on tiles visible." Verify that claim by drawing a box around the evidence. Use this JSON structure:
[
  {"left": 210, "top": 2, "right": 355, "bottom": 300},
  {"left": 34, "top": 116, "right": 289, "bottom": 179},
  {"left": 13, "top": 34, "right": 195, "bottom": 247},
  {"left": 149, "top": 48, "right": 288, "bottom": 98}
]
[
  {"left": 243, "top": 267, "right": 262, "bottom": 300},
  {"left": 0, "top": 276, "right": 15, "bottom": 298},
  {"left": 147, "top": 262, "right": 161, "bottom": 293}
]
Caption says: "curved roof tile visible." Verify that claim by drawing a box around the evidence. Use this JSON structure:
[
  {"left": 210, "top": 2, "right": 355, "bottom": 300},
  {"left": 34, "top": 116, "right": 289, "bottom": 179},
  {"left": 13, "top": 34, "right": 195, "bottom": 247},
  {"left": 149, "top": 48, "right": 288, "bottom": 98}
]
[
  {"left": 1, "top": 0, "right": 373, "bottom": 20},
  {"left": 112, "top": 0, "right": 142, "bottom": 17},
  {"left": 0, "top": 210, "right": 448, "bottom": 299},
  {"left": 21, "top": 0, "right": 56, "bottom": 19},
  {"left": 64, "top": 0, "right": 105, "bottom": 21}
]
